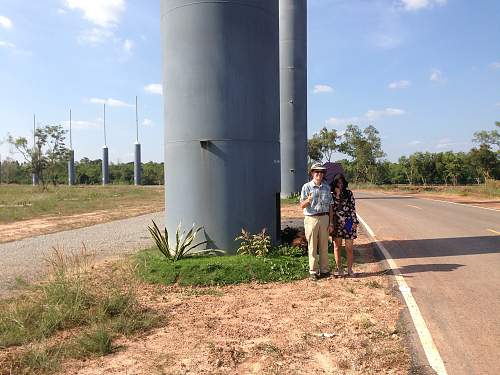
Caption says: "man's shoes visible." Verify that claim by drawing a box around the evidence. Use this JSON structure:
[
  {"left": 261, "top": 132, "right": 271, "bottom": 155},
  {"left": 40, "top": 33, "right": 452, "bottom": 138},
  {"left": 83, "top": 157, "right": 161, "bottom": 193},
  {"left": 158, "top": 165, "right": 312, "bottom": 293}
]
[
  {"left": 309, "top": 273, "right": 319, "bottom": 281},
  {"left": 319, "top": 271, "right": 331, "bottom": 278}
]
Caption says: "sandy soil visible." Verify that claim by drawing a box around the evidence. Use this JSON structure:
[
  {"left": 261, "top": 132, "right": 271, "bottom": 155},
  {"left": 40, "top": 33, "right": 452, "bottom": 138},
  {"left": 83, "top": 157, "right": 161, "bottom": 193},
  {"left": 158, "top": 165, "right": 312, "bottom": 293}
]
[
  {"left": 0, "top": 204, "right": 162, "bottom": 244},
  {"left": 356, "top": 189, "right": 500, "bottom": 210},
  {"left": 58, "top": 229, "right": 411, "bottom": 375}
]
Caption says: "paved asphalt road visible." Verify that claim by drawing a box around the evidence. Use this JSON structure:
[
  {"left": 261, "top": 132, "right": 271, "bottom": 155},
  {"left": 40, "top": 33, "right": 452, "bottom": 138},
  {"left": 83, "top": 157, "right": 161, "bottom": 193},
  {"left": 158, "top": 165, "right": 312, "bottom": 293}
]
[
  {"left": 355, "top": 191, "right": 500, "bottom": 375},
  {"left": 0, "top": 212, "right": 163, "bottom": 297}
]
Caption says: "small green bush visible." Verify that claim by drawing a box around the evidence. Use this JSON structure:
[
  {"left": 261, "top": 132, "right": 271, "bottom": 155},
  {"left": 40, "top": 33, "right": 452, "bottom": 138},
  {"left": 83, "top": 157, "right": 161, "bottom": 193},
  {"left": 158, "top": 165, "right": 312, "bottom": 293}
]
[{"left": 235, "top": 228, "right": 271, "bottom": 257}]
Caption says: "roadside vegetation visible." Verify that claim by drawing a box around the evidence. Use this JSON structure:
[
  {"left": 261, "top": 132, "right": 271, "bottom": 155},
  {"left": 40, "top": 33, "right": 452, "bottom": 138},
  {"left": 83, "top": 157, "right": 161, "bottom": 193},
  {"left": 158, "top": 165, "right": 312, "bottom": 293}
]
[
  {"left": 0, "top": 223, "right": 411, "bottom": 374},
  {"left": 351, "top": 179, "right": 500, "bottom": 199},
  {"left": 0, "top": 247, "right": 158, "bottom": 374},
  {"left": 308, "top": 121, "right": 499, "bottom": 185},
  {"left": 0, "top": 184, "right": 164, "bottom": 224}
]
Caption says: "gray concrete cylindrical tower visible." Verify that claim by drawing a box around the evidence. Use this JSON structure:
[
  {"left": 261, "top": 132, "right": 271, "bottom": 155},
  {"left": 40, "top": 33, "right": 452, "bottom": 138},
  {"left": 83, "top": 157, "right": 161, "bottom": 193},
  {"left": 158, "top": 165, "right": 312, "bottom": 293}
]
[
  {"left": 102, "top": 146, "right": 109, "bottom": 185},
  {"left": 134, "top": 142, "right": 141, "bottom": 185},
  {"left": 161, "top": 0, "right": 280, "bottom": 252},
  {"left": 279, "top": 0, "right": 308, "bottom": 197},
  {"left": 68, "top": 149, "right": 76, "bottom": 185}
]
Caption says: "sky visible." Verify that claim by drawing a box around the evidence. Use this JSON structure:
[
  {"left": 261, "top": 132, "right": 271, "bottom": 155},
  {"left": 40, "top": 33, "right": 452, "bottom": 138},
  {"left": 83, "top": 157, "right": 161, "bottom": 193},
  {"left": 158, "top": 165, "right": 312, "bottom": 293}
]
[{"left": 0, "top": 0, "right": 499, "bottom": 163}]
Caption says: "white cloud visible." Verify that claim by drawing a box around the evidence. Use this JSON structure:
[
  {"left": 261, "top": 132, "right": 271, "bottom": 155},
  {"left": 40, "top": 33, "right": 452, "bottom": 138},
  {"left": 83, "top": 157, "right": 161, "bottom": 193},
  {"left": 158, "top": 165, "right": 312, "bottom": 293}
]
[
  {"left": 388, "top": 80, "right": 411, "bottom": 89},
  {"left": 0, "top": 15, "right": 13, "bottom": 30},
  {"left": 89, "top": 97, "right": 133, "bottom": 108},
  {"left": 409, "top": 140, "right": 421, "bottom": 145},
  {"left": 142, "top": 119, "right": 154, "bottom": 127},
  {"left": 489, "top": 62, "right": 500, "bottom": 70},
  {"left": 365, "top": 108, "right": 406, "bottom": 119},
  {"left": 373, "top": 34, "right": 402, "bottom": 49},
  {"left": 312, "top": 84, "right": 334, "bottom": 94},
  {"left": 77, "top": 28, "right": 113, "bottom": 46},
  {"left": 324, "top": 116, "right": 360, "bottom": 128},
  {"left": 144, "top": 83, "right": 163, "bottom": 95},
  {"left": 324, "top": 107, "right": 406, "bottom": 128},
  {"left": 64, "top": 0, "right": 125, "bottom": 28},
  {"left": 400, "top": 0, "right": 447, "bottom": 11},
  {"left": 430, "top": 68, "right": 444, "bottom": 82},
  {"left": 435, "top": 138, "right": 468, "bottom": 149},
  {"left": 0, "top": 41, "right": 16, "bottom": 49},
  {"left": 122, "top": 39, "right": 133, "bottom": 53}
]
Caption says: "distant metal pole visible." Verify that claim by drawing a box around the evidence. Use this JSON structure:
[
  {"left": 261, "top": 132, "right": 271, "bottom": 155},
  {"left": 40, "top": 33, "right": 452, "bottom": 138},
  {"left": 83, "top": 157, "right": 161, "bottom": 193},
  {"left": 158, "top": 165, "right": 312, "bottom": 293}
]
[
  {"left": 103, "top": 103, "right": 107, "bottom": 146},
  {"left": 102, "top": 103, "right": 109, "bottom": 185},
  {"left": 32, "top": 114, "right": 38, "bottom": 186},
  {"left": 135, "top": 96, "right": 139, "bottom": 143},
  {"left": 134, "top": 95, "right": 141, "bottom": 185},
  {"left": 68, "top": 109, "right": 76, "bottom": 185}
]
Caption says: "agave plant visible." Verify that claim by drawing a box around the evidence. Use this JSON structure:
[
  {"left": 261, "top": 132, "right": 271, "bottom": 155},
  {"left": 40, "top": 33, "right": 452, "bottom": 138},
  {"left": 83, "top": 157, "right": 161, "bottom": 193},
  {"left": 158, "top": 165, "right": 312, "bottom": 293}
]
[{"left": 148, "top": 220, "right": 211, "bottom": 261}]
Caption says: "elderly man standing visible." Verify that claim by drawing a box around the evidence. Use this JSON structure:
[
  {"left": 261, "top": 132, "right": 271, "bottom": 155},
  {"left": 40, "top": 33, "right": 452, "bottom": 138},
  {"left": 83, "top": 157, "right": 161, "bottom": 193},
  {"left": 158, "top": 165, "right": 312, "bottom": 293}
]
[{"left": 299, "top": 163, "right": 333, "bottom": 280}]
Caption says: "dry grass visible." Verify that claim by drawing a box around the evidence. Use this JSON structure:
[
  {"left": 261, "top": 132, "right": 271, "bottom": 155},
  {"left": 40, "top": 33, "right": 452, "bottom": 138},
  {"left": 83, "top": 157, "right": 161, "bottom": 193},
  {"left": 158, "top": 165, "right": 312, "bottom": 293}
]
[
  {"left": 0, "top": 246, "right": 159, "bottom": 375},
  {"left": 352, "top": 180, "right": 500, "bottom": 200},
  {"left": 0, "top": 184, "right": 164, "bottom": 224},
  {"left": 0, "top": 185, "right": 164, "bottom": 242}
]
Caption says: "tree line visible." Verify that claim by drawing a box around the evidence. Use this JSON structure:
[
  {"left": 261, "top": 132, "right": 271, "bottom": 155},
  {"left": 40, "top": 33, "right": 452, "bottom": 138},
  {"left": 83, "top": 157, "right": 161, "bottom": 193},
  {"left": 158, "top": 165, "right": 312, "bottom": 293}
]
[
  {"left": 2, "top": 122, "right": 499, "bottom": 186},
  {"left": 1, "top": 124, "right": 164, "bottom": 185},
  {"left": 308, "top": 122, "right": 499, "bottom": 185}
]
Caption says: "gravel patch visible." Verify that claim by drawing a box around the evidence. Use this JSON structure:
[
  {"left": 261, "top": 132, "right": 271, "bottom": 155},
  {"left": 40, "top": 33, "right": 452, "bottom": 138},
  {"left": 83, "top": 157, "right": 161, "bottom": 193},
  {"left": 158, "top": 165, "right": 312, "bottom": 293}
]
[{"left": 0, "top": 212, "right": 164, "bottom": 297}]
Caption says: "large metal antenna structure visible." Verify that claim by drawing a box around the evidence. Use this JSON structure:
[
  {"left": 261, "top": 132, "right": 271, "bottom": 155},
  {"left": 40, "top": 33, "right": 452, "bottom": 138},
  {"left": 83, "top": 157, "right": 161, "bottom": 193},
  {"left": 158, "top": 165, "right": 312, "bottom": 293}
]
[
  {"left": 161, "top": 0, "right": 280, "bottom": 252},
  {"left": 32, "top": 114, "right": 38, "bottom": 186},
  {"left": 102, "top": 103, "right": 109, "bottom": 185},
  {"left": 279, "top": 0, "right": 308, "bottom": 197},
  {"left": 68, "top": 109, "right": 76, "bottom": 185},
  {"left": 134, "top": 95, "right": 142, "bottom": 185}
]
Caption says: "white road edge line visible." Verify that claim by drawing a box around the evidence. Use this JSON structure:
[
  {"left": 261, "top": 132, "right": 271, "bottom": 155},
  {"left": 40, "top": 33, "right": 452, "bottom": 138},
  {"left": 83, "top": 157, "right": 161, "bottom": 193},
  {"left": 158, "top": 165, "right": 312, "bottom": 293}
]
[
  {"left": 419, "top": 197, "right": 499, "bottom": 212},
  {"left": 357, "top": 214, "right": 448, "bottom": 375}
]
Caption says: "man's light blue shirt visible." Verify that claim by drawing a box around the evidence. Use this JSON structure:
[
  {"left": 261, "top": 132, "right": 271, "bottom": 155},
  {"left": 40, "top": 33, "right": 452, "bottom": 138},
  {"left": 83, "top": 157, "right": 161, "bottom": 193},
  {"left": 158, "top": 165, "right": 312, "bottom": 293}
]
[{"left": 300, "top": 180, "right": 332, "bottom": 216}]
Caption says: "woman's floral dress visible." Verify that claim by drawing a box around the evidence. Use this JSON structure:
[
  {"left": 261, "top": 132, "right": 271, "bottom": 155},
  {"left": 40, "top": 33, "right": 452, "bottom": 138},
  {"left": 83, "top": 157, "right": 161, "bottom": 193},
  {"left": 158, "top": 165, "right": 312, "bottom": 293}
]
[{"left": 331, "top": 189, "right": 359, "bottom": 239}]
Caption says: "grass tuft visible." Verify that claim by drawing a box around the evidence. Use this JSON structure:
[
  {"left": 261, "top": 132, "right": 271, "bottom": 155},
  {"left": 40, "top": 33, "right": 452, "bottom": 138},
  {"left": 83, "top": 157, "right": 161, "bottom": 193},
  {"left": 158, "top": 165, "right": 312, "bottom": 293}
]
[{"left": 77, "top": 326, "right": 113, "bottom": 356}]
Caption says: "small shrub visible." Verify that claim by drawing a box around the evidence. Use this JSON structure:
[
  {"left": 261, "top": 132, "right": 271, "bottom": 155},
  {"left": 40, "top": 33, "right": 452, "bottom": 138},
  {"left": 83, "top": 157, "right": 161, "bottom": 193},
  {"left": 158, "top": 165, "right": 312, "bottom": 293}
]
[
  {"left": 271, "top": 245, "right": 306, "bottom": 257},
  {"left": 280, "top": 226, "right": 299, "bottom": 245},
  {"left": 235, "top": 228, "right": 271, "bottom": 257}
]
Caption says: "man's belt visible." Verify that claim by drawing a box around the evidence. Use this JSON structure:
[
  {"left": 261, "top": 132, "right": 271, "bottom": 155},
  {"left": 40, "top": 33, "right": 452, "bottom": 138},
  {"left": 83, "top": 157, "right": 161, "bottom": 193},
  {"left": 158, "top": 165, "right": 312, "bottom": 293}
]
[{"left": 309, "top": 212, "right": 329, "bottom": 217}]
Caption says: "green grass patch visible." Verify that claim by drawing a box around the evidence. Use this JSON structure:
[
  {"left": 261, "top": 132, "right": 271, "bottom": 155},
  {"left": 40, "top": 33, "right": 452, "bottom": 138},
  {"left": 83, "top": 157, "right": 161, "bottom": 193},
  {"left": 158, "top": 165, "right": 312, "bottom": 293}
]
[
  {"left": 0, "top": 184, "right": 164, "bottom": 224},
  {"left": 135, "top": 248, "right": 319, "bottom": 286}
]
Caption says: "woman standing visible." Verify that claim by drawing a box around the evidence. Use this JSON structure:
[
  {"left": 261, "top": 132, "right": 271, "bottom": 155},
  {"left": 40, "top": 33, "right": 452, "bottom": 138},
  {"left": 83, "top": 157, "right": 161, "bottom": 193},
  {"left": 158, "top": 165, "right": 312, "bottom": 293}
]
[{"left": 330, "top": 173, "right": 359, "bottom": 277}]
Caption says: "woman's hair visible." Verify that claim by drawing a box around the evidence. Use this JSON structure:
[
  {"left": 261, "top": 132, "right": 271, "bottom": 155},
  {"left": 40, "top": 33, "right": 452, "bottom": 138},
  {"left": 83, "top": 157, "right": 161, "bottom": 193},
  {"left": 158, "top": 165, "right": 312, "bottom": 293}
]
[{"left": 331, "top": 173, "right": 350, "bottom": 200}]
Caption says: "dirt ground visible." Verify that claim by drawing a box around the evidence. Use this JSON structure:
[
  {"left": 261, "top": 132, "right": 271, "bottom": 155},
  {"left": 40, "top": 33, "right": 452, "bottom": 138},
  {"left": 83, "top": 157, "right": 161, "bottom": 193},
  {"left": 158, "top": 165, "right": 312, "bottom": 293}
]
[
  {"left": 58, "top": 226, "right": 411, "bottom": 375},
  {"left": 0, "top": 204, "right": 161, "bottom": 244}
]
